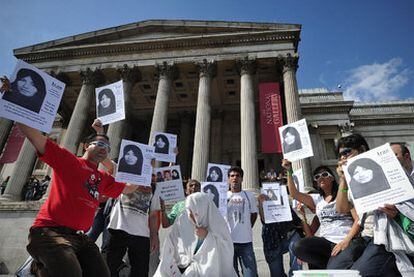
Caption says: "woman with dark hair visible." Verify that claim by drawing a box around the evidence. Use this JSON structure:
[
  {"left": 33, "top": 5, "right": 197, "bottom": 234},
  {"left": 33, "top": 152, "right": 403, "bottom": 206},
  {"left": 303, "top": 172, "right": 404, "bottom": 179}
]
[
  {"left": 282, "top": 126, "right": 302, "bottom": 154},
  {"left": 97, "top": 89, "right": 116, "bottom": 117},
  {"left": 154, "top": 134, "right": 169, "bottom": 154},
  {"left": 171, "top": 169, "right": 180, "bottom": 180},
  {"left": 202, "top": 184, "right": 220, "bottom": 208},
  {"left": 206, "top": 166, "right": 223, "bottom": 182},
  {"left": 3, "top": 68, "right": 46, "bottom": 113},
  {"left": 347, "top": 158, "right": 390, "bottom": 199},
  {"left": 118, "top": 144, "right": 143, "bottom": 175},
  {"left": 282, "top": 159, "right": 361, "bottom": 270}
]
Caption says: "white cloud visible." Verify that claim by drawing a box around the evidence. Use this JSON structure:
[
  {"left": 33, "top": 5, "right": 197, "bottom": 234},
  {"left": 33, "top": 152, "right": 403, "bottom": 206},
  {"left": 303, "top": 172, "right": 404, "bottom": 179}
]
[{"left": 343, "top": 58, "right": 410, "bottom": 101}]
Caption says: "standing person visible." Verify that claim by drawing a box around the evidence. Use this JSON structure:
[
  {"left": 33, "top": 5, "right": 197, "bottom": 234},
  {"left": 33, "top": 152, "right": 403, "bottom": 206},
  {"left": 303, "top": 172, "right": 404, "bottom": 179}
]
[
  {"left": 257, "top": 191, "right": 304, "bottom": 277},
  {"left": 391, "top": 142, "right": 414, "bottom": 179},
  {"left": 226, "top": 166, "right": 258, "bottom": 277},
  {"left": 0, "top": 176, "right": 9, "bottom": 195},
  {"left": 13, "top": 118, "right": 138, "bottom": 277},
  {"left": 160, "top": 179, "right": 201, "bottom": 228},
  {"left": 282, "top": 160, "right": 361, "bottom": 269},
  {"left": 106, "top": 180, "right": 161, "bottom": 277},
  {"left": 335, "top": 134, "right": 414, "bottom": 276}
]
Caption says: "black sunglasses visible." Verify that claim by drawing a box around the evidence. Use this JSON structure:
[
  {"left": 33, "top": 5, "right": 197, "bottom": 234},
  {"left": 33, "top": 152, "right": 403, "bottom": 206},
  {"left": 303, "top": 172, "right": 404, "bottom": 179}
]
[{"left": 339, "top": 148, "right": 353, "bottom": 157}]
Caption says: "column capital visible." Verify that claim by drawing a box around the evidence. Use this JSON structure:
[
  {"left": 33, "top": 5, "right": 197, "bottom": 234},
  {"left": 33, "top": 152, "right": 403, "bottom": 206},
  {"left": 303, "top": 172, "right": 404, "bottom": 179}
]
[
  {"left": 278, "top": 53, "right": 299, "bottom": 74},
  {"left": 339, "top": 122, "right": 355, "bottom": 137},
  {"left": 117, "top": 64, "right": 141, "bottom": 84},
  {"left": 196, "top": 59, "right": 217, "bottom": 78},
  {"left": 80, "top": 68, "right": 105, "bottom": 86},
  {"left": 49, "top": 71, "right": 72, "bottom": 86},
  {"left": 156, "top": 61, "right": 178, "bottom": 81},
  {"left": 236, "top": 57, "right": 257, "bottom": 76}
]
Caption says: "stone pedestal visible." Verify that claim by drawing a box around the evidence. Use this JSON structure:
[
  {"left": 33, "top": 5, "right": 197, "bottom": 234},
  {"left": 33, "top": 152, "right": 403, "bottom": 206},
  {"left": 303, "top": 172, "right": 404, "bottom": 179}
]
[
  {"left": 282, "top": 54, "right": 313, "bottom": 189},
  {"left": 191, "top": 60, "right": 216, "bottom": 181},
  {"left": 62, "top": 68, "right": 104, "bottom": 154},
  {"left": 238, "top": 58, "right": 259, "bottom": 190}
]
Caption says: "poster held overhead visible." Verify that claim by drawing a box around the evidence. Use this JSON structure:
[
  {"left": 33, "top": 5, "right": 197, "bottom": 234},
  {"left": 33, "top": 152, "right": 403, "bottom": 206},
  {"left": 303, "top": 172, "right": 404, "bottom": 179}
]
[
  {"left": 206, "top": 163, "right": 231, "bottom": 183},
  {"left": 0, "top": 60, "right": 65, "bottom": 133},
  {"left": 95, "top": 80, "right": 125, "bottom": 125},
  {"left": 343, "top": 143, "right": 414, "bottom": 214},
  {"left": 278, "top": 118, "right": 313, "bottom": 162},
  {"left": 152, "top": 132, "right": 177, "bottom": 163},
  {"left": 116, "top": 139, "right": 154, "bottom": 187}
]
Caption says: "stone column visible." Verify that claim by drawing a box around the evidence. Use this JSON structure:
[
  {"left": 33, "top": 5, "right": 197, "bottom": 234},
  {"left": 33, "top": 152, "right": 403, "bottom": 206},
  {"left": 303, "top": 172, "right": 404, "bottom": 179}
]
[
  {"left": 178, "top": 111, "right": 193, "bottom": 179},
  {"left": 0, "top": 119, "right": 13, "bottom": 154},
  {"left": 281, "top": 54, "right": 313, "bottom": 189},
  {"left": 191, "top": 60, "right": 216, "bottom": 182},
  {"left": 210, "top": 110, "right": 223, "bottom": 163},
  {"left": 107, "top": 65, "right": 140, "bottom": 160},
  {"left": 61, "top": 68, "right": 104, "bottom": 154},
  {"left": 0, "top": 139, "right": 37, "bottom": 201},
  {"left": 148, "top": 62, "right": 177, "bottom": 145},
  {"left": 237, "top": 58, "right": 259, "bottom": 190}
]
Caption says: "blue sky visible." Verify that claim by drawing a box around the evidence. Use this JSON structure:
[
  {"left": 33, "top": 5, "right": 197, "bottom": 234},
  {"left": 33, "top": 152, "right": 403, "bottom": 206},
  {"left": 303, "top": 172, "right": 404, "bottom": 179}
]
[{"left": 1, "top": 0, "right": 413, "bottom": 101}]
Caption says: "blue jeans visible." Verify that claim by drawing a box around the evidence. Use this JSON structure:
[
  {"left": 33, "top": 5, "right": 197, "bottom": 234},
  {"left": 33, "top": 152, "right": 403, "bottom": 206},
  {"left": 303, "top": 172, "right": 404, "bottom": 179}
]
[
  {"left": 264, "top": 231, "right": 302, "bottom": 277},
  {"left": 87, "top": 206, "right": 110, "bottom": 252},
  {"left": 233, "top": 242, "right": 258, "bottom": 277},
  {"left": 350, "top": 236, "right": 400, "bottom": 277}
]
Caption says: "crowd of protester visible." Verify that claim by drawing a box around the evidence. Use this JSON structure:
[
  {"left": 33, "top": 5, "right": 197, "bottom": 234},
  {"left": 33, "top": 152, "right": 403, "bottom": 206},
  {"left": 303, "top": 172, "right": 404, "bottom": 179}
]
[{"left": 2, "top": 76, "right": 414, "bottom": 277}]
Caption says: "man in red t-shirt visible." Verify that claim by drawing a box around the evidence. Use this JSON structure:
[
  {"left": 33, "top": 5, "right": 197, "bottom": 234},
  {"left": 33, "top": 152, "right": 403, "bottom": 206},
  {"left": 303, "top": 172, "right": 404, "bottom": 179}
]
[{"left": 16, "top": 121, "right": 138, "bottom": 277}]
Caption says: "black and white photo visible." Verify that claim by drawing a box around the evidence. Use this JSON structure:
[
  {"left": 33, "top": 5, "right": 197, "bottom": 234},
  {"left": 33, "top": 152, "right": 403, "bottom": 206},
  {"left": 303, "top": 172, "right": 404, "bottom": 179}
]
[
  {"left": 206, "top": 163, "right": 231, "bottom": 183},
  {"left": 97, "top": 89, "right": 116, "bottom": 117},
  {"left": 281, "top": 126, "right": 302, "bottom": 154},
  {"left": 95, "top": 80, "right": 125, "bottom": 125},
  {"left": 152, "top": 132, "right": 177, "bottom": 163},
  {"left": 118, "top": 144, "right": 143, "bottom": 175}
]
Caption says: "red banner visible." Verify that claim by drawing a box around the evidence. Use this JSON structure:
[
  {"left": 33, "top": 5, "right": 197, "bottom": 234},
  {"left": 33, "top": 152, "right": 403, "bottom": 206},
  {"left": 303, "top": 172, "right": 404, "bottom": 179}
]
[
  {"left": 0, "top": 123, "right": 26, "bottom": 164},
  {"left": 259, "top": 83, "right": 283, "bottom": 153}
]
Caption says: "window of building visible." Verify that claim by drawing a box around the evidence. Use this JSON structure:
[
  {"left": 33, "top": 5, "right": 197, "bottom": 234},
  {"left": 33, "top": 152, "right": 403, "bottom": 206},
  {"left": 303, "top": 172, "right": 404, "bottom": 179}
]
[{"left": 324, "top": 139, "right": 337, "bottom": 160}]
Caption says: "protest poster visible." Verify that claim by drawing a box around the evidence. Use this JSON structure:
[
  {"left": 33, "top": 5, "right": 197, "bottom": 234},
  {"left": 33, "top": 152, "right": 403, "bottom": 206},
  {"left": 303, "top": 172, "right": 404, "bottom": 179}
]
[
  {"left": 292, "top": 168, "right": 305, "bottom": 208},
  {"left": 151, "top": 132, "right": 177, "bottom": 163},
  {"left": 206, "top": 163, "right": 231, "bottom": 183},
  {"left": 201, "top": 182, "right": 228, "bottom": 219},
  {"left": 154, "top": 165, "right": 185, "bottom": 203},
  {"left": 263, "top": 185, "right": 293, "bottom": 223},
  {"left": 95, "top": 80, "right": 125, "bottom": 125},
  {"left": 278, "top": 118, "right": 314, "bottom": 162},
  {"left": 343, "top": 143, "right": 414, "bottom": 214},
  {"left": 261, "top": 182, "right": 281, "bottom": 205},
  {"left": 115, "top": 139, "right": 154, "bottom": 186},
  {"left": 0, "top": 59, "right": 65, "bottom": 133}
]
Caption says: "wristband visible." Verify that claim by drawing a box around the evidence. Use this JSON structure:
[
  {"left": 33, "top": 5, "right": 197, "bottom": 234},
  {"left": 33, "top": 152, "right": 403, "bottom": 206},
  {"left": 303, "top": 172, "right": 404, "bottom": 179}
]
[
  {"left": 287, "top": 169, "right": 293, "bottom": 176},
  {"left": 96, "top": 132, "right": 106, "bottom": 136},
  {"left": 341, "top": 188, "right": 349, "bottom": 193}
]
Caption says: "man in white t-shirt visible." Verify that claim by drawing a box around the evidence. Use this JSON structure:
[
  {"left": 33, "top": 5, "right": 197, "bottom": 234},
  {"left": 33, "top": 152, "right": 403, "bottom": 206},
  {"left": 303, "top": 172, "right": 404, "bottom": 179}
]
[
  {"left": 106, "top": 187, "right": 160, "bottom": 277},
  {"left": 226, "top": 166, "right": 258, "bottom": 277}
]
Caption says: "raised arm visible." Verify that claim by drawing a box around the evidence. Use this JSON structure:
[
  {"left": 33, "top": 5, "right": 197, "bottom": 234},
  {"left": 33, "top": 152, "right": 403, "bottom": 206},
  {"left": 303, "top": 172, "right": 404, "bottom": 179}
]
[
  {"left": 16, "top": 123, "right": 47, "bottom": 155},
  {"left": 282, "top": 159, "right": 315, "bottom": 211},
  {"left": 335, "top": 160, "right": 353, "bottom": 213}
]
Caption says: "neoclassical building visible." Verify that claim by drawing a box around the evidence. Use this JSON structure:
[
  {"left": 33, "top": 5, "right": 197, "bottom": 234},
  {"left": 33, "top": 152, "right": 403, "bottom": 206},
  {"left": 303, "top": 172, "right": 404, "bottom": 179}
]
[{"left": 1, "top": 20, "right": 414, "bottom": 203}]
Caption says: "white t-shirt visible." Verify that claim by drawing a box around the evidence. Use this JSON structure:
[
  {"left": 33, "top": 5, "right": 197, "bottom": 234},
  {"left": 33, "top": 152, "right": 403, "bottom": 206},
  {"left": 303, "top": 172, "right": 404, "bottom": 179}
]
[
  {"left": 108, "top": 189, "right": 161, "bottom": 238},
  {"left": 311, "top": 194, "right": 354, "bottom": 244},
  {"left": 226, "top": 190, "right": 258, "bottom": 243}
]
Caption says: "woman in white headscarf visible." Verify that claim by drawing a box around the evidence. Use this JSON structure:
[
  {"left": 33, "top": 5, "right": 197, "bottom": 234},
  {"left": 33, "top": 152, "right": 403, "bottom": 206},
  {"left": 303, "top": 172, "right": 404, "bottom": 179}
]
[{"left": 155, "top": 192, "right": 237, "bottom": 277}]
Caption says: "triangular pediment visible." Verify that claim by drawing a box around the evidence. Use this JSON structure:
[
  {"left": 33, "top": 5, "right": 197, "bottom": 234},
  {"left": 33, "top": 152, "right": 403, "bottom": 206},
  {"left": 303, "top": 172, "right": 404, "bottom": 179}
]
[{"left": 14, "top": 19, "right": 301, "bottom": 54}]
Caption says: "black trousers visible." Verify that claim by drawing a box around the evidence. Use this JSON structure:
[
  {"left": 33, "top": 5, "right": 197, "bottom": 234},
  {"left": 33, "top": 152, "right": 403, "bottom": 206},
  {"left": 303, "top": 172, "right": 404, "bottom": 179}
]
[
  {"left": 27, "top": 227, "right": 110, "bottom": 277},
  {"left": 293, "top": 236, "right": 365, "bottom": 269},
  {"left": 106, "top": 229, "right": 150, "bottom": 277}
]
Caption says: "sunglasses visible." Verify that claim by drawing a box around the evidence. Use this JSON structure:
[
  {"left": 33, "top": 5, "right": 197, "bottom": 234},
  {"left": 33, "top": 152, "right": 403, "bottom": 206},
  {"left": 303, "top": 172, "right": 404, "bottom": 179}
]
[
  {"left": 90, "top": 141, "right": 111, "bottom": 152},
  {"left": 313, "top": 171, "right": 333, "bottom": 181},
  {"left": 339, "top": 148, "right": 353, "bottom": 157}
]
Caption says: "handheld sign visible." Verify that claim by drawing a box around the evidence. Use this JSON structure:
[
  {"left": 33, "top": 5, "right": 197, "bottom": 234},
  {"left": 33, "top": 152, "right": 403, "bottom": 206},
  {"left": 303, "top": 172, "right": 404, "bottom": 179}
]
[
  {"left": 0, "top": 60, "right": 65, "bottom": 133},
  {"left": 152, "top": 132, "right": 177, "bottom": 163},
  {"left": 278, "top": 118, "right": 313, "bottom": 162},
  {"left": 96, "top": 80, "right": 125, "bottom": 125}
]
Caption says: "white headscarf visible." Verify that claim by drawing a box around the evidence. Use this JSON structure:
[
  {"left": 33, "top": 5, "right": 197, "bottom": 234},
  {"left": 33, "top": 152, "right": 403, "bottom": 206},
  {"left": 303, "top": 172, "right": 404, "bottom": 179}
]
[{"left": 155, "top": 192, "right": 237, "bottom": 277}]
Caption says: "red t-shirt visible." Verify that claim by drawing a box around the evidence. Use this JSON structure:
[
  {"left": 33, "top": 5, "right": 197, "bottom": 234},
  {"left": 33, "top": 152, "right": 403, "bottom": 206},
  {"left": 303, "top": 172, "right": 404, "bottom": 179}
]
[{"left": 32, "top": 139, "right": 125, "bottom": 231}]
